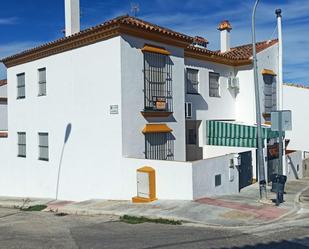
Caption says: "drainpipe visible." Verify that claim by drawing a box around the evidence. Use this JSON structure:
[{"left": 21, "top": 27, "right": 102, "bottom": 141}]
[
  {"left": 276, "top": 9, "right": 286, "bottom": 175},
  {"left": 252, "top": 0, "right": 267, "bottom": 200}
]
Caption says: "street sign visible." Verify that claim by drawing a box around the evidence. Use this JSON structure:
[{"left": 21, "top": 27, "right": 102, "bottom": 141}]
[{"left": 271, "top": 110, "right": 292, "bottom": 131}]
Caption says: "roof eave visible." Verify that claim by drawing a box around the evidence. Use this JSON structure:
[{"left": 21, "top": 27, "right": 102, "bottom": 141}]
[{"left": 184, "top": 49, "right": 252, "bottom": 66}]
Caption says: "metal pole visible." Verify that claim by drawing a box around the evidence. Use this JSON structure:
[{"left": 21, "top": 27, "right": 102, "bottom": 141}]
[
  {"left": 276, "top": 9, "right": 286, "bottom": 175},
  {"left": 252, "top": 0, "right": 267, "bottom": 200},
  {"left": 278, "top": 112, "right": 283, "bottom": 175}
]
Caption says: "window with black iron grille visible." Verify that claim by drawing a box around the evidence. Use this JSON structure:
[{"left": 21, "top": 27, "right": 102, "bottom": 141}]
[
  {"left": 17, "top": 73, "right": 25, "bottom": 99},
  {"left": 186, "top": 68, "right": 199, "bottom": 94},
  {"left": 145, "top": 133, "right": 174, "bottom": 160},
  {"left": 263, "top": 75, "right": 276, "bottom": 114},
  {"left": 38, "top": 133, "right": 49, "bottom": 161},
  {"left": 209, "top": 72, "right": 220, "bottom": 97},
  {"left": 143, "top": 52, "right": 172, "bottom": 112},
  {"left": 38, "top": 68, "right": 47, "bottom": 96},
  {"left": 17, "top": 132, "right": 26, "bottom": 157}
]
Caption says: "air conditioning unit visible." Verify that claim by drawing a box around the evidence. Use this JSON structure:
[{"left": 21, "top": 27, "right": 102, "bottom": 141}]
[
  {"left": 228, "top": 77, "right": 240, "bottom": 89},
  {"left": 185, "top": 102, "right": 192, "bottom": 118}
]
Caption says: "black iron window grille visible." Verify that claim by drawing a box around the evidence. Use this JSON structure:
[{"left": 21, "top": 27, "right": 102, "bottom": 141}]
[
  {"left": 17, "top": 132, "right": 26, "bottom": 157},
  {"left": 209, "top": 72, "right": 220, "bottom": 97},
  {"left": 263, "top": 74, "right": 277, "bottom": 114},
  {"left": 186, "top": 68, "right": 199, "bottom": 94},
  {"left": 145, "top": 133, "right": 174, "bottom": 161},
  {"left": 17, "top": 73, "right": 25, "bottom": 99},
  {"left": 143, "top": 52, "right": 173, "bottom": 112},
  {"left": 38, "top": 68, "right": 47, "bottom": 96},
  {"left": 38, "top": 132, "right": 49, "bottom": 161}
]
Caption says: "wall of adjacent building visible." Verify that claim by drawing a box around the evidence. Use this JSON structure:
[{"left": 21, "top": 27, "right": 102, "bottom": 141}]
[
  {"left": 283, "top": 85, "right": 309, "bottom": 152},
  {"left": 120, "top": 35, "right": 186, "bottom": 161},
  {"left": 285, "top": 151, "right": 303, "bottom": 180},
  {"left": 0, "top": 84, "right": 8, "bottom": 131}
]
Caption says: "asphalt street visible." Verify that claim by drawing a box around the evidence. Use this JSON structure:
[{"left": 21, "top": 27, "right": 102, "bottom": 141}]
[{"left": 1, "top": 207, "right": 309, "bottom": 249}]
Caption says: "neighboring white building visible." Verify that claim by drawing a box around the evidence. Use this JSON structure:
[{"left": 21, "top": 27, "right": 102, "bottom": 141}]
[
  {"left": 283, "top": 83, "right": 309, "bottom": 154},
  {"left": 0, "top": 12, "right": 292, "bottom": 201},
  {"left": 0, "top": 79, "right": 8, "bottom": 132}
]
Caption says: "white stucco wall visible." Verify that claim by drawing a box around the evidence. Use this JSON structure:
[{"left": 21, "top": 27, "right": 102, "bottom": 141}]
[
  {"left": 283, "top": 85, "right": 309, "bottom": 152},
  {"left": 235, "top": 65, "right": 256, "bottom": 124},
  {"left": 192, "top": 153, "right": 239, "bottom": 199},
  {"left": 0, "top": 137, "right": 9, "bottom": 191},
  {"left": 0, "top": 84, "right": 7, "bottom": 97},
  {"left": 121, "top": 35, "right": 186, "bottom": 161},
  {"left": 184, "top": 58, "right": 235, "bottom": 149},
  {"left": 3, "top": 37, "right": 124, "bottom": 201},
  {"left": 123, "top": 158, "right": 193, "bottom": 200}
]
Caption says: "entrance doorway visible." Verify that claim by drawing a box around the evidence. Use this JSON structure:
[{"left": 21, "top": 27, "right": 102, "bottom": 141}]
[
  {"left": 185, "top": 120, "right": 203, "bottom": 161},
  {"left": 239, "top": 151, "right": 253, "bottom": 191}
]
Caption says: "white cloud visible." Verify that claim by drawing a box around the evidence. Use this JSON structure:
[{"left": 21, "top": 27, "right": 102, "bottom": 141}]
[{"left": 0, "top": 17, "right": 19, "bottom": 25}]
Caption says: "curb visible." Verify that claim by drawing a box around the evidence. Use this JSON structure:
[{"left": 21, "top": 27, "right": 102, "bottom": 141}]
[{"left": 0, "top": 182, "right": 308, "bottom": 229}]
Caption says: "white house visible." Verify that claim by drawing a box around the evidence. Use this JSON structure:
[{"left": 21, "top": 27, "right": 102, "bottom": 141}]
[
  {"left": 0, "top": 1, "right": 302, "bottom": 201},
  {"left": 0, "top": 79, "right": 8, "bottom": 132}
]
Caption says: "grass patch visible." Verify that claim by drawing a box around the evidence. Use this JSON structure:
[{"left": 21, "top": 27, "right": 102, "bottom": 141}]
[
  {"left": 120, "top": 215, "right": 182, "bottom": 225},
  {"left": 20, "top": 204, "right": 47, "bottom": 212}
]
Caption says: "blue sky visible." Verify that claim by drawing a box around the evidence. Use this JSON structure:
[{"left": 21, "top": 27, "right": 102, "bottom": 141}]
[{"left": 0, "top": 0, "right": 308, "bottom": 84}]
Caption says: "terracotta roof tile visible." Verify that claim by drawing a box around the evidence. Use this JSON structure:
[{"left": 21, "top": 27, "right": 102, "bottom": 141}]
[
  {"left": 1, "top": 15, "right": 193, "bottom": 66},
  {"left": 0, "top": 79, "right": 7, "bottom": 86},
  {"left": 1, "top": 15, "right": 277, "bottom": 67},
  {"left": 215, "top": 39, "right": 278, "bottom": 60},
  {"left": 284, "top": 83, "right": 309, "bottom": 90}
]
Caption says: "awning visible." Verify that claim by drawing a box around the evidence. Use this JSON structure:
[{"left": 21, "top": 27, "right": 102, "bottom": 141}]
[
  {"left": 206, "top": 120, "right": 281, "bottom": 148},
  {"left": 142, "top": 124, "right": 173, "bottom": 134},
  {"left": 261, "top": 69, "right": 277, "bottom": 76},
  {"left": 141, "top": 44, "right": 171, "bottom": 55}
]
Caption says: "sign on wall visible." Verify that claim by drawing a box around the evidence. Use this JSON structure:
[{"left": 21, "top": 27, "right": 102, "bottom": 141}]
[
  {"left": 271, "top": 110, "right": 292, "bottom": 131},
  {"left": 110, "top": 105, "right": 119, "bottom": 114}
]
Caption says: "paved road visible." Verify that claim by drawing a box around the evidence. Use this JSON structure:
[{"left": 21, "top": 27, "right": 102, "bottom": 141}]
[{"left": 1, "top": 207, "right": 309, "bottom": 249}]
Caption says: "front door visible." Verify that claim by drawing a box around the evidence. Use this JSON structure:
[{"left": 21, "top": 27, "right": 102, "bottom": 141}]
[
  {"left": 239, "top": 151, "right": 253, "bottom": 191},
  {"left": 185, "top": 120, "right": 203, "bottom": 161}
]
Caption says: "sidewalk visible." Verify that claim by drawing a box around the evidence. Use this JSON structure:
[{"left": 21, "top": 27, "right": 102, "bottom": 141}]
[{"left": 0, "top": 179, "right": 308, "bottom": 227}]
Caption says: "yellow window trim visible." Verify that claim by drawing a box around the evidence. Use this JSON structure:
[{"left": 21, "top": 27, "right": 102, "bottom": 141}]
[
  {"left": 141, "top": 44, "right": 171, "bottom": 55},
  {"left": 261, "top": 69, "right": 277, "bottom": 76},
  {"left": 142, "top": 124, "right": 173, "bottom": 134}
]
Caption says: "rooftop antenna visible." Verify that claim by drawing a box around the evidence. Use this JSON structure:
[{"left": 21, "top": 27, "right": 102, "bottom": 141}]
[{"left": 131, "top": 3, "right": 140, "bottom": 17}]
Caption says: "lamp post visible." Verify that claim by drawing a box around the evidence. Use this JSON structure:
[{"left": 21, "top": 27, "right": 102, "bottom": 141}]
[{"left": 252, "top": 0, "right": 267, "bottom": 200}]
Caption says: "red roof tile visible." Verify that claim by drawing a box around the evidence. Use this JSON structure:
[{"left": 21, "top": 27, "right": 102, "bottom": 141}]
[
  {"left": 1, "top": 15, "right": 278, "bottom": 67},
  {"left": 0, "top": 79, "right": 7, "bottom": 86},
  {"left": 214, "top": 39, "right": 278, "bottom": 60}
]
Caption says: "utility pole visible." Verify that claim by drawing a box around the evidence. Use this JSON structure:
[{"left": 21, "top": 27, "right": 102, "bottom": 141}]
[{"left": 252, "top": 0, "right": 267, "bottom": 200}]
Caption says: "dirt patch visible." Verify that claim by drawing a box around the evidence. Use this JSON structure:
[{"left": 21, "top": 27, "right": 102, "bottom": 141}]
[{"left": 220, "top": 210, "right": 255, "bottom": 220}]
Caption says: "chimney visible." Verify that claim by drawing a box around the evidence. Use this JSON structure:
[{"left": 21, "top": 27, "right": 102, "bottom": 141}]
[
  {"left": 65, "top": 0, "right": 80, "bottom": 36},
  {"left": 218, "top": 20, "right": 232, "bottom": 53}
]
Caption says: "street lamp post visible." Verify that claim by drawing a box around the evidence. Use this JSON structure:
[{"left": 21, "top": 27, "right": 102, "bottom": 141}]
[{"left": 252, "top": 0, "right": 267, "bottom": 200}]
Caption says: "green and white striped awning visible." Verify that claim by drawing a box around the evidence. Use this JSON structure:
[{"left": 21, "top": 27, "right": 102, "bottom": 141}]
[{"left": 206, "top": 120, "right": 281, "bottom": 148}]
